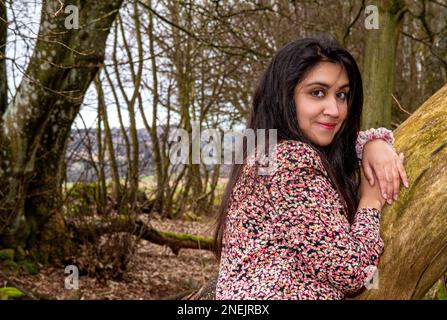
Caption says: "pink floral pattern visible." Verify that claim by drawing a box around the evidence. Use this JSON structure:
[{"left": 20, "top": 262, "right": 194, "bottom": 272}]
[
  {"left": 216, "top": 139, "right": 385, "bottom": 300},
  {"left": 356, "top": 127, "right": 394, "bottom": 160}
]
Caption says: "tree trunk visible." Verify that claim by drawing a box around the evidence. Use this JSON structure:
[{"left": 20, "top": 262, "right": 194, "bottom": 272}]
[
  {"left": 96, "top": 75, "right": 122, "bottom": 205},
  {"left": 355, "top": 83, "right": 447, "bottom": 299},
  {"left": 95, "top": 78, "right": 108, "bottom": 215},
  {"left": 188, "top": 84, "right": 447, "bottom": 300},
  {"left": 146, "top": 1, "right": 165, "bottom": 214},
  {"left": 0, "top": 1, "right": 7, "bottom": 115},
  {"left": 0, "top": 0, "right": 123, "bottom": 261},
  {"left": 361, "top": 0, "right": 406, "bottom": 129},
  {"left": 117, "top": 6, "right": 143, "bottom": 210}
]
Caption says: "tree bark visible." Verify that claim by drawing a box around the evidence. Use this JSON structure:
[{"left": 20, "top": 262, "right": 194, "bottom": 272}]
[
  {"left": 361, "top": 0, "right": 406, "bottom": 129},
  {"left": 95, "top": 77, "right": 107, "bottom": 215},
  {"left": 0, "top": 1, "right": 7, "bottom": 115},
  {"left": 188, "top": 84, "right": 447, "bottom": 300},
  {"left": 354, "top": 83, "right": 447, "bottom": 299},
  {"left": 0, "top": 0, "right": 123, "bottom": 261}
]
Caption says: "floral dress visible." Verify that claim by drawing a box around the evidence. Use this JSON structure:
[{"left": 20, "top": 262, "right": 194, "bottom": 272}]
[{"left": 216, "top": 128, "right": 394, "bottom": 300}]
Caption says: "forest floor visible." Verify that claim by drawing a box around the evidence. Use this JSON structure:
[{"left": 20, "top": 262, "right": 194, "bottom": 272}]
[
  {"left": 7, "top": 214, "right": 219, "bottom": 300},
  {"left": 4, "top": 212, "right": 445, "bottom": 300}
]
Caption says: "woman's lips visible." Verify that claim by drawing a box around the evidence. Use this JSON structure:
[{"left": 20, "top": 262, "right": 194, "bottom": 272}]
[{"left": 318, "top": 122, "right": 337, "bottom": 130}]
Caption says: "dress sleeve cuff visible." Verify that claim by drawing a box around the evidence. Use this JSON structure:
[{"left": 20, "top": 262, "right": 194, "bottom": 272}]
[
  {"left": 362, "top": 265, "right": 379, "bottom": 289},
  {"left": 356, "top": 127, "right": 395, "bottom": 160}
]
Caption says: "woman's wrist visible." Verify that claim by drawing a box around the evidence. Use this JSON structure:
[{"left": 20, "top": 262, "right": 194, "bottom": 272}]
[
  {"left": 359, "top": 197, "right": 383, "bottom": 210},
  {"left": 356, "top": 128, "right": 395, "bottom": 160}
]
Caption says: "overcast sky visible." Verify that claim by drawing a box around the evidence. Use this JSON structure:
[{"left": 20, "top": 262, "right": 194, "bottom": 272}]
[{"left": 5, "top": 0, "right": 151, "bottom": 130}]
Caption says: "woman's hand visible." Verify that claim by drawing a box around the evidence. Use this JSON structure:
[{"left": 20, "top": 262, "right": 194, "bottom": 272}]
[
  {"left": 362, "top": 139, "right": 409, "bottom": 205},
  {"left": 359, "top": 171, "right": 386, "bottom": 210}
]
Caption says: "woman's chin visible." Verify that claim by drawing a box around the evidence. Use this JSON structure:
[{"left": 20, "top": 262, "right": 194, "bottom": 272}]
[{"left": 309, "top": 135, "right": 334, "bottom": 147}]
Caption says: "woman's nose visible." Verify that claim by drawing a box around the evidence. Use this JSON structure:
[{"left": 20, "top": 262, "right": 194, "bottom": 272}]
[{"left": 323, "top": 96, "right": 340, "bottom": 118}]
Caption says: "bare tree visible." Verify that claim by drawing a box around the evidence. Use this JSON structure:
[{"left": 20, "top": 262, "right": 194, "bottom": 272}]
[
  {"left": 0, "top": 0, "right": 124, "bottom": 261},
  {"left": 95, "top": 73, "right": 122, "bottom": 206}
]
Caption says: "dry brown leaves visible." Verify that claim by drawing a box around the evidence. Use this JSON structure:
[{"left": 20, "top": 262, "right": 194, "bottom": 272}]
[{"left": 8, "top": 215, "right": 219, "bottom": 300}]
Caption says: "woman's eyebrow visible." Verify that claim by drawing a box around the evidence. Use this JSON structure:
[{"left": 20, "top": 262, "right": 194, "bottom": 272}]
[{"left": 305, "top": 81, "right": 350, "bottom": 89}]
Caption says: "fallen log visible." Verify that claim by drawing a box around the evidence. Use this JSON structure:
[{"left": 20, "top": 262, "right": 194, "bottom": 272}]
[{"left": 68, "top": 217, "right": 215, "bottom": 255}]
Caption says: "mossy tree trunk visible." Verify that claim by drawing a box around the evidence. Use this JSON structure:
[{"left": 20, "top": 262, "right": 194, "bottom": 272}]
[
  {"left": 188, "top": 84, "right": 447, "bottom": 300},
  {"left": 0, "top": 0, "right": 123, "bottom": 262},
  {"left": 361, "top": 0, "right": 406, "bottom": 129},
  {"left": 355, "top": 83, "right": 447, "bottom": 299}
]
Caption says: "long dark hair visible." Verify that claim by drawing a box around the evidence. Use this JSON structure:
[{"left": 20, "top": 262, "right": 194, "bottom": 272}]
[{"left": 214, "top": 34, "right": 363, "bottom": 260}]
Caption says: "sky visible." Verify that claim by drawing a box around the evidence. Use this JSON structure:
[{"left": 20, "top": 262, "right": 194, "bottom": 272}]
[{"left": 5, "top": 0, "right": 151, "bottom": 130}]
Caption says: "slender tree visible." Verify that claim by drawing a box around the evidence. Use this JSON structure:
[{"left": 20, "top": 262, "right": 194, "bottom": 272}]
[{"left": 0, "top": 1, "right": 7, "bottom": 115}]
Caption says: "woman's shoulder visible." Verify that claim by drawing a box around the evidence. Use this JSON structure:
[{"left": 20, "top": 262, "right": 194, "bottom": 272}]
[{"left": 272, "top": 139, "right": 325, "bottom": 174}]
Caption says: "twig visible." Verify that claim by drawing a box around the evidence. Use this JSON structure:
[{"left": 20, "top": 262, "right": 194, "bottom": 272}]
[
  {"left": 54, "top": 0, "right": 64, "bottom": 17},
  {"left": 392, "top": 94, "right": 412, "bottom": 116}
]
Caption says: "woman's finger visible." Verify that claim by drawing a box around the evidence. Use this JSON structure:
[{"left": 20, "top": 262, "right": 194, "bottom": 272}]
[
  {"left": 392, "top": 163, "right": 400, "bottom": 201},
  {"left": 398, "top": 153, "right": 409, "bottom": 188},
  {"left": 376, "top": 167, "right": 388, "bottom": 200},
  {"left": 363, "top": 162, "right": 375, "bottom": 186},
  {"left": 385, "top": 167, "right": 393, "bottom": 204}
]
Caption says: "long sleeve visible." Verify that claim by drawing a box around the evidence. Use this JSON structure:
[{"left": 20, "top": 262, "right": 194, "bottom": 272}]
[
  {"left": 356, "top": 127, "right": 394, "bottom": 160},
  {"left": 270, "top": 141, "right": 384, "bottom": 295}
]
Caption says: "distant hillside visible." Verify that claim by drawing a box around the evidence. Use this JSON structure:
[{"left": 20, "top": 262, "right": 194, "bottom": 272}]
[
  {"left": 66, "top": 127, "right": 159, "bottom": 182},
  {"left": 65, "top": 127, "right": 232, "bottom": 182}
]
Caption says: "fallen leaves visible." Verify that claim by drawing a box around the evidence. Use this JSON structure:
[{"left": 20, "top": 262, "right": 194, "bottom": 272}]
[{"left": 7, "top": 215, "right": 219, "bottom": 300}]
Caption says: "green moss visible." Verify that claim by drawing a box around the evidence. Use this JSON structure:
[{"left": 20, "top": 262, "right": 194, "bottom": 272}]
[
  {"left": 29, "top": 249, "right": 44, "bottom": 264},
  {"left": 0, "top": 287, "right": 25, "bottom": 300},
  {"left": 184, "top": 211, "right": 200, "bottom": 222},
  {"left": 437, "top": 276, "right": 447, "bottom": 300},
  {"left": 0, "top": 249, "right": 15, "bottom": 261},
  {"left": 68, "top": 182, "right": 98, "bottom": 204},
  {"left": 389, "top": 0, "right": 405, "bottom": 15},
  {"left": 3, "top": 260, "right": 19, "bottom": 272},
  {"left": 20, "top": 260, "right": 39, "bottom": 275},
  {"left": 155, "top": 228, "right": 214, "bottom": 246},
  {"left": 15, "top": 246, "right": 26, "bottom": 261}
]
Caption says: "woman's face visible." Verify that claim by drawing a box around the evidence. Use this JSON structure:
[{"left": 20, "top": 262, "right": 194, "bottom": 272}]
[{"left": 294, "top": 61, "right": 349, "bottom": 146}]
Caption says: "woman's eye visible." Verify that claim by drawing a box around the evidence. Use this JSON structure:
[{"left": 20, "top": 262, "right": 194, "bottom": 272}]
[
  {"left": 337, "top": 92, "right": 348, "bottom": 100},
  {"left": 311, "top": 90, "right": 325, "bottom": 98}
]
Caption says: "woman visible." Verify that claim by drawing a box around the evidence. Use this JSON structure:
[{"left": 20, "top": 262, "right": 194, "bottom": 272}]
[{"left": 214, "top": 35, "right": 408, "bottom": 300}]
